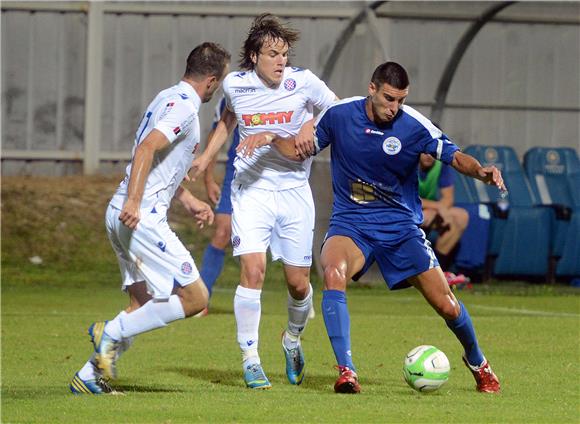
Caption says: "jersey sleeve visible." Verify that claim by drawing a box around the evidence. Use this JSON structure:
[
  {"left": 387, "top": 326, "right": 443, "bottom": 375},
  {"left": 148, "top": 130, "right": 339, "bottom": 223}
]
[
  {"left": 423, "top": 133, "right": 459, "bottom": 165},
  {"left": 222, "top": 74, "right": 235, "bottom": 113},
  {"left": 154, "top": 101, "right": 196, "bottom": 144},
  {"left": 416, "top": 117, "right": 459, "bottom": 165},
  {"left": 212, "top": 96, "right": 227, "bottom": 130},
  {"left": 313, "top": 105, "right": 333, "bottom": 153},
  {"left": 304, "top": 69, "right": 337, "bottom": 110}
]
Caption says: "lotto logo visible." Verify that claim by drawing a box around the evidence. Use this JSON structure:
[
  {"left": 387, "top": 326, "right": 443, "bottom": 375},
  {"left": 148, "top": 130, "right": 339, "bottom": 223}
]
[{"left": 241, "top": 111, "right": 294, "bottom": 126}]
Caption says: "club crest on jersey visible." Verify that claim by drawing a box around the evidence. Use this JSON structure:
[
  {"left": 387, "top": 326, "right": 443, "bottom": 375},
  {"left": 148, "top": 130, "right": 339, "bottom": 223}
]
[
  {"left": 173, "top": 126, "right": 181, "bottom": 135},
  {"left": 232, "top": 235, "right": 241, "bottom": 248},
  {"left": 284, "top": 78, "right": 296, "bottom": 91},
  {"left": 181, "top": 262, "right": 193, "bottom": 275},
  {"left": 382, "top": 137, "right": 402, "bottom": 155},
  {"left": 241, "top": 111, "right": 294, "bottom": 126}
]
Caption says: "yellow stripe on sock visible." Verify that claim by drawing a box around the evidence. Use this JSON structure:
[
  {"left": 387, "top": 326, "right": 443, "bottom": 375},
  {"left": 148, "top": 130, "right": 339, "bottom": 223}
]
[{"left": 94, "top": 322, "right": 104, "bottom": 347}]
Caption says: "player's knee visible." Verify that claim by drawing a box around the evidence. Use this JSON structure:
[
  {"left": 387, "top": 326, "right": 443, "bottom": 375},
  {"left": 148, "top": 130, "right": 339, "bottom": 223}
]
[
  {"left": 323, "top": 265, "right": 347, "bottom": 291},
  {"left": 435, "top": 298, "right": 460, "bottom": 320},
  {"left": 242, "top": 266, "right": 266, "bottom": 287},
  {"left": 454, "top": 208, "right": 469, "bottom": 231},
  {"left": 212, "top": 226, "right": 231, "bottom": 249},
  {"left": 181, "top": 282, "right": 209, "bottom": 317}
]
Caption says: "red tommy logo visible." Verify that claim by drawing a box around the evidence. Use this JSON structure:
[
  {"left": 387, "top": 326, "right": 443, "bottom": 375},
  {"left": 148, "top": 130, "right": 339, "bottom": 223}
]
[{"left": 241, "top": 111, "right": 294, "bottom": 126}]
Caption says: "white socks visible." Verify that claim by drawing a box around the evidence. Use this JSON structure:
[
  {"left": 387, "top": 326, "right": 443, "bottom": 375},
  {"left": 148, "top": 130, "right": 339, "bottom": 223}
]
[
  {"left": 234, "top": 285, "right": 262, "bottom": 365},
  {"left": 78, "top": 311, "right": 135, "bottom": 381},
  {"left": 105, "top": 295, "right": 185, "bottom": 340},
  {"left": 284, "top": 283, "right": 313, "bottom": 349}
]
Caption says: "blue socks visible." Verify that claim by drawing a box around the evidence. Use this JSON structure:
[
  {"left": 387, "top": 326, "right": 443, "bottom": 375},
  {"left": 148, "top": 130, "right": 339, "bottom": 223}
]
[
  {"left": 200, "top": 244, "right": 225, "bottom": 296},
  {"left": 322, "top": 290, "right": 355, "bottom": 370},
  {"left": 446, "top": 302, "right": 484, "bottom": 366}
]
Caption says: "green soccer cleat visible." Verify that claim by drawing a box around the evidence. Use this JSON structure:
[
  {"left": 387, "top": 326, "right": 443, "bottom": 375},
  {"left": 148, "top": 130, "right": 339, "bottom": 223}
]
[
  {"left": 243, "top": 363, "right": 272, "bottom": 389},
  {"left": 281, "top": 331, "right": 305, "bottom": 385},
  {"left": 88, "top": 321, "right": 120, "bottom": 380},
  {"left": 69, "top": 372, "right": 121, "bottom": 395}
]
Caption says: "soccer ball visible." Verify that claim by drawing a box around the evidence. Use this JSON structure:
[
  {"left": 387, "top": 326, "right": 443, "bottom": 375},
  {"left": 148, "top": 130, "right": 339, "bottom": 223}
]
[{"left": 403, "top": 345, "right": 450, "bottom": 392}]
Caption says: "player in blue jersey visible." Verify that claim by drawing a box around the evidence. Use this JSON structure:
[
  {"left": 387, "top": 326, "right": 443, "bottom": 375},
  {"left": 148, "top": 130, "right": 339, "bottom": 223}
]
[
  {"left": 195, "top": 97, "right": 240, "bottom": 316},
  {"left": 237, "top": 61, "right": 504, "bottom": 394}
]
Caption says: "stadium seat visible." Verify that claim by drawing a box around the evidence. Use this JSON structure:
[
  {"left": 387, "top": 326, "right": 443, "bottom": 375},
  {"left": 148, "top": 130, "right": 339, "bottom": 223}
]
[
  {"left": 463, "top": 145, "right": 553, "bottom": 278},
  {"left": 453, "top": 171, "right": 491, "bottom": 272},
  {"left": 524, "top": 147, "right": 580, "bottom": 277}
]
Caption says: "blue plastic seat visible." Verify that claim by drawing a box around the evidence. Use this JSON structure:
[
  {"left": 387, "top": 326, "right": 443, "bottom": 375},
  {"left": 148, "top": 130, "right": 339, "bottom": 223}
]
[
  {"left": 453, "top": 170, "right": 491, "bottom": 271},
  {"left": 524, "top": 147, "right": 580, "bottom": 277},
  {"left": 463, "top": 145, "right": 553, "bottom": 277}
]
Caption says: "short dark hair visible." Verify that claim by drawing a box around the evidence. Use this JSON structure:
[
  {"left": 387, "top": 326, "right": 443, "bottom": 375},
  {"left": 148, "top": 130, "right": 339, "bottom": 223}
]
[
  {"left": 239, "top": 13, "right": 300, "bottom": 70},
  {"left": 371, "top": 62, "right": 409, "bottom": 89},
  {"left": 184, "top": 42, "right": 231, "bottom": 80}
]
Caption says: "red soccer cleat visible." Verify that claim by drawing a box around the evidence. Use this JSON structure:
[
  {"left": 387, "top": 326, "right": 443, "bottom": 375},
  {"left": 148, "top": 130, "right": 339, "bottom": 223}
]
[
  {"left": 463, "top": 357, "right": 500, "bottom": 393},
  {"left": 445, "top": 272, "right": 473, "bottom": 290},
  {"left": 334, "top": 366, "right": 361, "bottom": 394}
]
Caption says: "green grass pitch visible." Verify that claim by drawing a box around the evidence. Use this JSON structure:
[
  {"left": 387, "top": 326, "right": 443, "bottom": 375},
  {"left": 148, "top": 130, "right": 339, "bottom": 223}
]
[
  {"left": 1, "top": 176, "right": 579, "bottom": 423},
  {"left": 2, "top": 278, "right": 579, "bottom": 423}
]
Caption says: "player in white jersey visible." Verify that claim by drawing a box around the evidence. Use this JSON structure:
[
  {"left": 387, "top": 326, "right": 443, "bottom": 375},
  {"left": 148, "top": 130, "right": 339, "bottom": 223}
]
[
  {"left": 191, "top": 14, "right": 337, "bottom": 389},
  {"left": 69, "top": 42, "right": 230, "bottom": 395}
]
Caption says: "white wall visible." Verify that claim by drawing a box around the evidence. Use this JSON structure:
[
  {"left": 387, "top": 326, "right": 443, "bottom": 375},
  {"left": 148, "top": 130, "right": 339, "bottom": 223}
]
[{"left": 2, "top": 1, "right": 579, "bottom": 175}]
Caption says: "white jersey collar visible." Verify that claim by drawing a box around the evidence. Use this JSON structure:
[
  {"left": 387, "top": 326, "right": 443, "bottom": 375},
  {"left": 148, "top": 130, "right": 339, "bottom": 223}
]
[{"left": 177, "top": 80, "right": 202, "bottom": 110}]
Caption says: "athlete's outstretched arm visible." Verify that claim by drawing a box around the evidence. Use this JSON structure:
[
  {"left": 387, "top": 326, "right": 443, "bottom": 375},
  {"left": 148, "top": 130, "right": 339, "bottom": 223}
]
[
  {"left": 190, "top": 108, "right": 237, "bottom": 180},
  {"left": 236, "top": 132, "right": 302, "bottom": 161},
  {"left": 451, "top": 151, "right": 507, "bottom": 192},
  {"left": 120, "top": 130, "right": 170, "bottom": 229}
]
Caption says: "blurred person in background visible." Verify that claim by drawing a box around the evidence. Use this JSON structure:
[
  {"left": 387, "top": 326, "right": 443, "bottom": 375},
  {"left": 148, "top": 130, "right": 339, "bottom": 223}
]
[
  {"left": 194, "top": 96, "right": 240, "bottom": 317},
  {"left": 419, "top": 152, "right": 471, "bottom": 288}
]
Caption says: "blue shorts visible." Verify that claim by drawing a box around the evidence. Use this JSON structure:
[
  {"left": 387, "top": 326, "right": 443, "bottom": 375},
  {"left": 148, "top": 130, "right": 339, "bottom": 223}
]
[
  {"left": 325, "top": 223, "right": 439, "bottom": 290},
  {"left": 215, "top": 164, "right": 235, "bottom": 215}
]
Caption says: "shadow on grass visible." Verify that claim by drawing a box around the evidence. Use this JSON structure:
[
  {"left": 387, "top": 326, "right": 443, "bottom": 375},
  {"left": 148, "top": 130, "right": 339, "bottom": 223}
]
[
  {"left": 112, "top": 384, "right": 183, "bottom": 394},
  {"left": 166, "top": 366, "right": 385, "bottom": 393}
]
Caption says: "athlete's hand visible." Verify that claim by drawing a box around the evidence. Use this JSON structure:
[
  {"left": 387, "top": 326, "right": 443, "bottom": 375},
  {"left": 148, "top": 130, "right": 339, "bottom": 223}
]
[
  {"left": 294, "top": 119, "right": 315, "bottom": 159},
  {"left": 236, "top": 132, "right": 275, "bottom": 158},
  {"left": 205, "top": 178, "right": 221, "bottom": 206},
  {"left": 180, "top": 194, "right": 215, "bottom": 229},
  {"left": 189, "top": 154, "right": 210, "bottom": 181},
  {"left": 119, "top": 199, "right": 141, "bottom": 229},
  {"left": 478, "top": 165, "right": 506, "bottom": 192}
]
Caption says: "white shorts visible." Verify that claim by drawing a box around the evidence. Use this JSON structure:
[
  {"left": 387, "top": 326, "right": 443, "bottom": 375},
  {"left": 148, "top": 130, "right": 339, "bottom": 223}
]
[
  {"left": 230, "top": 183, "right": 314, "bottom": 267},
  {"left": 105, "top": 203, "right": 200, "bottom": 300}
]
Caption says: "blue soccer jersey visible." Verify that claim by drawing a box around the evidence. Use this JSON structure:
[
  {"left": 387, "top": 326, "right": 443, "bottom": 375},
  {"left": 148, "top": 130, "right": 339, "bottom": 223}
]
[
  {"left": 314, "top": 97, "right": 460, "bottom": 244},
  {"left": 213, "top": 96, "right": 240, "bottom": 214}
]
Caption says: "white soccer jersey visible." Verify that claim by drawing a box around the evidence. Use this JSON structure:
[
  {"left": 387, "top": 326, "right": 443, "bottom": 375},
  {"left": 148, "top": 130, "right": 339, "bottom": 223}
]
[
  {"left": 110, "top": 81, "right": 201, "bottom": 210},
  {"left": 223, "top": 67, "right": 336, "bottom": 190}
]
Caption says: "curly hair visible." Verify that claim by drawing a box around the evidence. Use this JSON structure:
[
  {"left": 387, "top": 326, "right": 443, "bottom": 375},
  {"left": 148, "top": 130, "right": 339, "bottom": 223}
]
[{"left": 239, "top": 13, "right": 300, "bottom": 70}]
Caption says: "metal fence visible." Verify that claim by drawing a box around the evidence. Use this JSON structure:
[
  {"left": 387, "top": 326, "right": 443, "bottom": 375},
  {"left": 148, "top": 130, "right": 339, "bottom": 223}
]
[{"left": 2, "top": 1, "right": 579, "bottom": 176}]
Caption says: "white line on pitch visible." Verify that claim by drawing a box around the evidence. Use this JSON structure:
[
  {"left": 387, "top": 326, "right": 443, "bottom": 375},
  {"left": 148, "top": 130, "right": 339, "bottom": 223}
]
[{"left": 469, "top": 304, "right": 580, "bottom": 318}]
